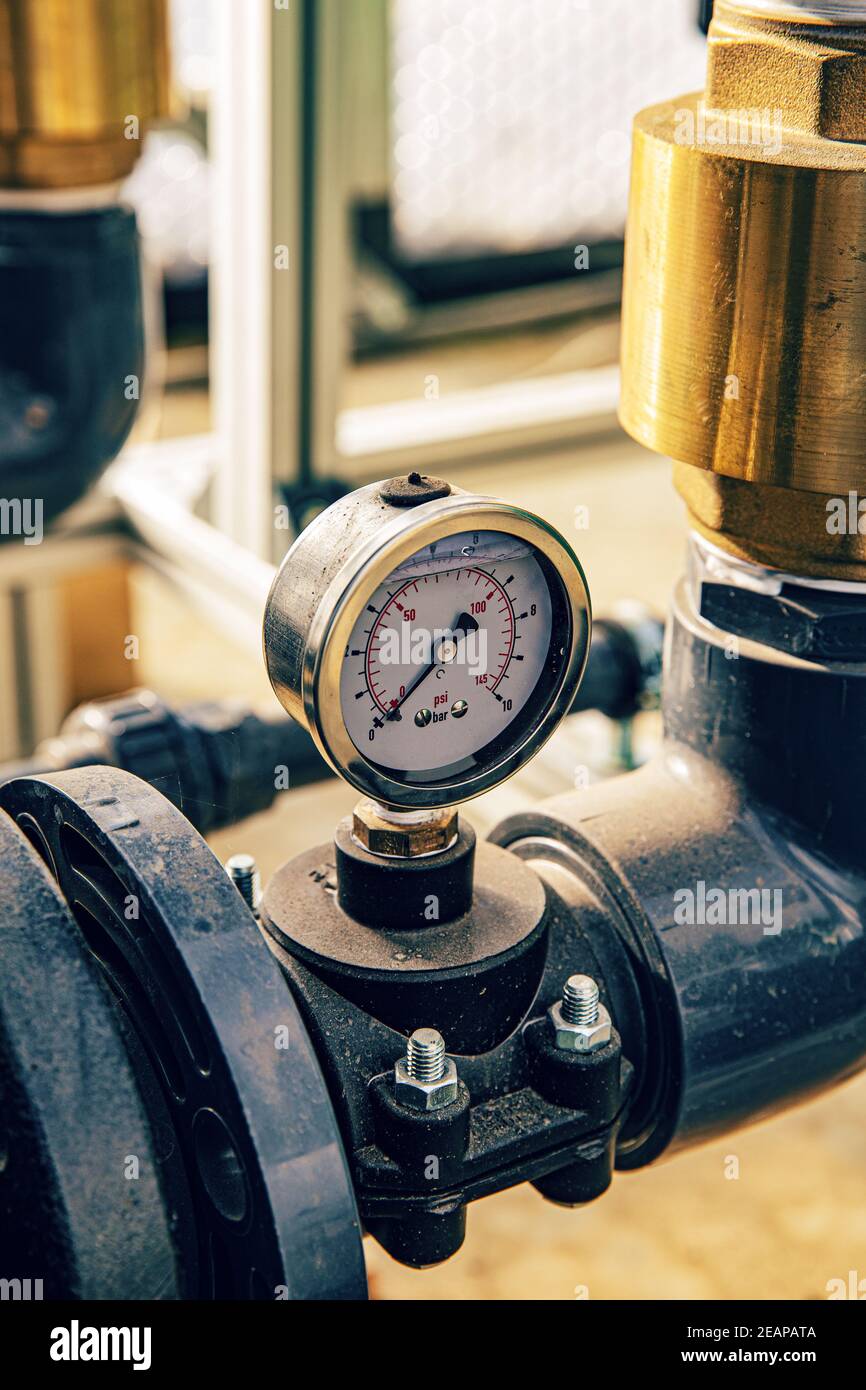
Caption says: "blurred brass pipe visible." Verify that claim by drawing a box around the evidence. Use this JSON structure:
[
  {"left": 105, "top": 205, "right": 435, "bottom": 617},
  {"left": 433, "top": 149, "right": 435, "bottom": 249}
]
[
  {"left": 619, "top": 0, "right": 866, "bottom": 579},
  {"left": 0, "top": 0, "right": 170, "bottom": 188}
]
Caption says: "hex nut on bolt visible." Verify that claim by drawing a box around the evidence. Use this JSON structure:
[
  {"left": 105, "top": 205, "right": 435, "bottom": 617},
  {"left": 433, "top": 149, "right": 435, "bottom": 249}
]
[
  {"left": 352, "top": 799, "right": 458, "bottom": 858},
  {"left": 548, "top": 975, "right": 612, "bottom": 1052},
  {"left": 394, "top": 1028, "right": 459, "bottom": 1110}
]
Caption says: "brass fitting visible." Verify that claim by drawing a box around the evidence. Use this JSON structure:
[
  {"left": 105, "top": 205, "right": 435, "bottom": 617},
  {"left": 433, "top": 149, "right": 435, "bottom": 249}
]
[
  {"left": 708, "top": 2, "right": 866, "bottom": 143},
  {"left": 351, "top": 800, "right": 458, "bottom": 859},
  {"left": 0, "top": 0, "right": 171, "bottom": 189},
  {"left": 674, "top": 467, "right": 866, "bottom": 577},
  {"left": 619, "top": 0, "right": 866, "bottom": 580}
]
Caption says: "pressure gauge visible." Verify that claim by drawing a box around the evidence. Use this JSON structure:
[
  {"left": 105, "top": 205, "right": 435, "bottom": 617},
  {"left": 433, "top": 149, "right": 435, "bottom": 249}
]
[{"left": 264, "top": 477, "right": 591, "bottom": 809}]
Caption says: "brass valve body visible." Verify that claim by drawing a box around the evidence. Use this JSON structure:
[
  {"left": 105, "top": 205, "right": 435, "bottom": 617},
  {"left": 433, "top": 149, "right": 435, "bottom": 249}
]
[
  {"left": 0, "top": 0, "right": 170, "bottom": 189},
  {"left": 619, "top": 1, "right": 866, "bottom": 579}
]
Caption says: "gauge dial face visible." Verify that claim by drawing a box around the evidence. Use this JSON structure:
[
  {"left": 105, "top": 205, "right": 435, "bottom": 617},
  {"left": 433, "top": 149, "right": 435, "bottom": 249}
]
[{"left": 338, "top": 529, "right": 570, "bottom": 787}]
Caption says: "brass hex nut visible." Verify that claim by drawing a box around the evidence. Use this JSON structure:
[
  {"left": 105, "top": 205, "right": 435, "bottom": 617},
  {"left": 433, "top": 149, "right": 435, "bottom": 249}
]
[
  {"left": 393, "top": 1057, "right": 459, "bottom": 1111},
  {"left": 351, "top": 800, "right": 458, "bottom": 858},
  {"left": 548, "top": 1000, "right": 612, "bottom": 1053},
  {"left": 674, "top": 466, "right": 866, "bottom": 584},
  {"left": 816, "top": 51, "right": 866, "bottom": 144},
  {"left": 707, "top": 5, "right": 866, "bottom": 144}
]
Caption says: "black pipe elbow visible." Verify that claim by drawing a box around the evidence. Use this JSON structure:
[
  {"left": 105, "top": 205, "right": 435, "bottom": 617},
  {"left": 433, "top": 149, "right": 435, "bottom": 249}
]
[{"left": 492, "top": 580, "right": 866, "bottom": 1169}]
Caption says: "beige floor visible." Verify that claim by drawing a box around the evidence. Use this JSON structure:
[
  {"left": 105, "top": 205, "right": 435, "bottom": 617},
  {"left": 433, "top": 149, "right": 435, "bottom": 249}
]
[{"left": 136, "top": 435, "right": 866, "bottom": 1303}]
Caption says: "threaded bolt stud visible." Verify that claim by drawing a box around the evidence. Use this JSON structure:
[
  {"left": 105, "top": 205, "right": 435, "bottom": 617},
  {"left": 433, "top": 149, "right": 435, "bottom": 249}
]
[
  {"left": 226, "top": 854, "right": 261, "bottom": 912},
  {"left": 405, "top": 1028, "right": 447, "bottom": 1083},
  {"left": 561, "top": 975, "right": 600, "bottom": 1026}
]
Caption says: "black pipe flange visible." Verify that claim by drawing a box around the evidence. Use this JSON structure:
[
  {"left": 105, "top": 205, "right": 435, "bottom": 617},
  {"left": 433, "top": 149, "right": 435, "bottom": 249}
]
[{"left": 0, "top": 767, "right": 366, "bottom": 1301}]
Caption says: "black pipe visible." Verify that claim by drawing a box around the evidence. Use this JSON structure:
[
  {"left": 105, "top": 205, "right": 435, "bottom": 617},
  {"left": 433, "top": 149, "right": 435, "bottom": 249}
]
[
  {"left": 492, "top": 577, "right": 866, "bottom": 1167},
  {"left": 570, "top": 609, "right": 662, "bottom": 721},
  {"left": 0, "top": 205, "right": 143, "bottom": 532},
  {"left": 0, "top": 689, "right": 322, "bottom": 834}
]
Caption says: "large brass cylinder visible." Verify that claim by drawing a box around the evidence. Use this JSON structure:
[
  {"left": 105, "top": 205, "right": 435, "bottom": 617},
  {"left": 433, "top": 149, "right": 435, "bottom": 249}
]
[
  {"left": 0, "top": 0, "right": 170, "bottom": 189},
  {"left": 619, "top": 0, "right": 866, "bottom": 578}
]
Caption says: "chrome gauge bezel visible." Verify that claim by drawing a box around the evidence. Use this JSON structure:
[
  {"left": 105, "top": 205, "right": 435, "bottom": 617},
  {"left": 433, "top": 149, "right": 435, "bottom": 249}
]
[{"left": 297, "top": 493, "right": 591, "bottom": 809}]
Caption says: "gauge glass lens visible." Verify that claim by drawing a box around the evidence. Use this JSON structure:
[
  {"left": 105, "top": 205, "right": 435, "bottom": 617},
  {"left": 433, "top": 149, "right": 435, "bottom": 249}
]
[{"left": 338, "top": 529, "right": 570, "bottom": 786}]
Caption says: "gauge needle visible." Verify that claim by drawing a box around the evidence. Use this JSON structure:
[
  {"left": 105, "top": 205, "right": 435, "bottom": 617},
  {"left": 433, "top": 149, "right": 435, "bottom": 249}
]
[{"left": 383, "top": 610, "right": 479, "bottom": 723}]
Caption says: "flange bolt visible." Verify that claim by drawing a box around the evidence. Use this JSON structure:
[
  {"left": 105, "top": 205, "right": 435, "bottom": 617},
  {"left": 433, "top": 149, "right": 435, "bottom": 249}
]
[
  {"left": 561, "top": 975, "right": 600, "bottom": 1026},
  {"left": 406, "top": 1027, "right": 447, "bottom": 1082},
  {"left": 549, "top": 974, "right": 611, "bottom": 1052},
  {"left": 394, "top": 1028, "right": 459, "bottom": 1110},
  {"left": 225, "top": 854, "right": 261, "bottom": 913}
]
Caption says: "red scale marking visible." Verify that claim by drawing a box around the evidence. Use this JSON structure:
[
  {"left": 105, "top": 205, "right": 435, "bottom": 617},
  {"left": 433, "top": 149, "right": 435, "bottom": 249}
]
[{"left": 362, "top": 566, "right": 515, "bottom": 712}]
